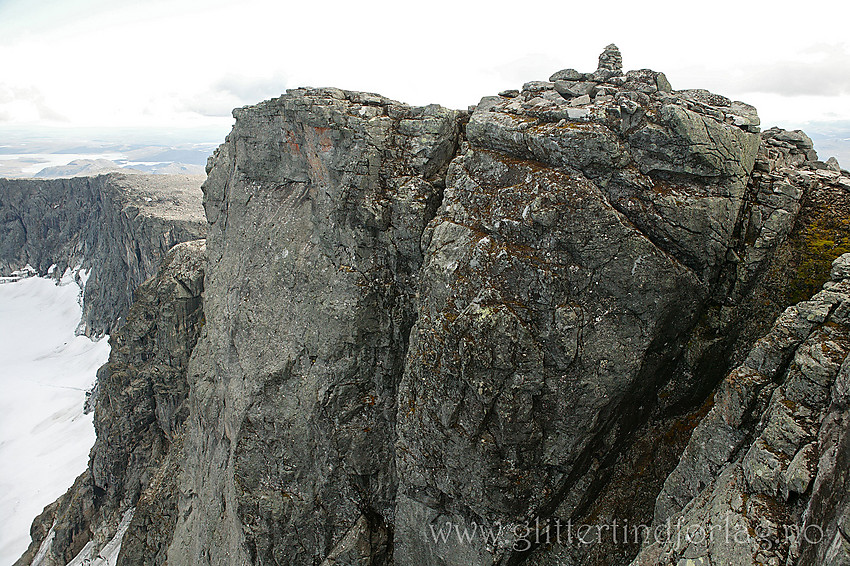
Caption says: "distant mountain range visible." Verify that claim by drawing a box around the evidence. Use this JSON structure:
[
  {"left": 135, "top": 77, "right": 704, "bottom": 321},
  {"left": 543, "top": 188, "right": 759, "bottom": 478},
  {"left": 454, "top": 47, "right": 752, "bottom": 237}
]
[
  {"left": 32, "top": 158, "right": 205, "bottom": 178},
  {"left": 0, "top": 126, "right": 224, "bottom": 179}
]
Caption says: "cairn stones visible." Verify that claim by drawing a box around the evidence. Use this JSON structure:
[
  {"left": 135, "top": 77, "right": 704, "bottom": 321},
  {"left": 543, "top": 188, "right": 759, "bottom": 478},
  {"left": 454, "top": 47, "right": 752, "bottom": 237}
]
[{"left": 598, "top": 43, "right": 623, "bottom": 74}]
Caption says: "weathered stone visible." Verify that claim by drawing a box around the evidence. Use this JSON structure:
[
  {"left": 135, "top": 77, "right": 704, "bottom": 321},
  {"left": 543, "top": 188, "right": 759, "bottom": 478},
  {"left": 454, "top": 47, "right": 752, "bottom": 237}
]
[
  {"left": 656, "top": 71, "right": 673, "bottom": 93},
  {"left": 730, "top": 100, "right": 760, "bottom": 128},
  {"left": 597, "top": 43, "right": 623, "bottom": 74},
  {"left": 554, "top": 80, "right": 596, "bottom": 98},
  {"left": 774, "top": 129, "right": 815, "bottom": 150},
  {"left": 569, "top": 94, "right": 592, "bottom": 107},
  {"left": 628, "top": 103, "right": 759, "bottom": 178},
  {"left": 782, "top": 442, "right": 817, "bottom": 498},
  {"left": 633, "top": 259, "right": 850, "bottom": 566},
  {"left": 679, "top": 88, "right": 732, "bottom": 108},
  {"left": 166, "top": 88, "right": 462, "bottom": 566},
  {"left": 549, "top": 68, "right": 584, "bottom": 82},
  {"left": 623, "top": 69, "right": 661, "bottom": 93},
  {"left": 522, "top": 80, "right": 554, "bottom": 93}
]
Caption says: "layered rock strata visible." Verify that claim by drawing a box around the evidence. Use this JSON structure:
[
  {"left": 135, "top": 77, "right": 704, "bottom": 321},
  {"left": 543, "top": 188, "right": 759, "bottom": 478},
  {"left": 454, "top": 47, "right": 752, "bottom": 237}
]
[{"left": 0, "top": 173, "right": 205, "bottom": 335}]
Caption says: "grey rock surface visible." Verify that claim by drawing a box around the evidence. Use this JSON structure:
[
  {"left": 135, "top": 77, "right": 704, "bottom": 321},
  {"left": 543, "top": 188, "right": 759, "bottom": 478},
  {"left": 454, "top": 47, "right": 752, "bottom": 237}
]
[
  {"left": 394, "top": 45, "right": 769, "bottom": 566},
  {"left": 0, "top": 173, "right": 205, "bottom": 335},
  {"left": 631, "top": 254, "right": 850, "bottom": 566},
  {"left": 597, "top": 43, "right": 623, "bottom": 73},
  {"left": 167, "top": 87, "right": 462, "bottom": 566}
]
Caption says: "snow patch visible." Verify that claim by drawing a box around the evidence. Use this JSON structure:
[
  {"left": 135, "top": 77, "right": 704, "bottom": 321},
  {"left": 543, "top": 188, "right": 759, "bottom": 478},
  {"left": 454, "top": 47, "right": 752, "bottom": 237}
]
[
  {"left": 0, "top": 272, "right": 110, "bottom": 564},
  {"left": 66, "top": 508, "right": 135, "bottom": 566}
]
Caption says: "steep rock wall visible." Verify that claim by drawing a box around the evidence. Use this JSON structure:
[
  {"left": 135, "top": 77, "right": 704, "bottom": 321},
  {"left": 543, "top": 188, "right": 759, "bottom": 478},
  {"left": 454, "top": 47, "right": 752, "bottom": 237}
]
[
  {"left": 168, "top": 88, "right": 462, "bottom": 565},
  {"left": 394, "top": 57, "right": 763, "bottom": 566}
]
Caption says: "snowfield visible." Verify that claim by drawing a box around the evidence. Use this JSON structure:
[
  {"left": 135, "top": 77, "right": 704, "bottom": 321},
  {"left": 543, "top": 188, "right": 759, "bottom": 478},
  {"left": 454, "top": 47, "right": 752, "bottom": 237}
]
[{"left": 0, "top": 272, "right": 110, "bottom": 565}]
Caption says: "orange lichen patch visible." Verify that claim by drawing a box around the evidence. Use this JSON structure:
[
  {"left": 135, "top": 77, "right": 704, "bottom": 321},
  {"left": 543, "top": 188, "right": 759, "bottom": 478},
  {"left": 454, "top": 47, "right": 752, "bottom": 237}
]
[
  {"left": 309, "top": 126, "right": 335, "bottom": 152},
  {"left": 284, "top": 130, "right": 301, "bottom": 153}
]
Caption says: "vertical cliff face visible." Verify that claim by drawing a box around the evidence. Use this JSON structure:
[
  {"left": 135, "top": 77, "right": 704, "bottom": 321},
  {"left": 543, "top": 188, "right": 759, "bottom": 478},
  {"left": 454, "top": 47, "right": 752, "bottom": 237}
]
[
  {"left": 394, "top": 53, "right": 765, "bottom": 565},
  {"left": 0, "top": 174, "right": 206, "bottom": 335},
  {"left": 168, "top": 88, "right": 462, "bottom": 565}
]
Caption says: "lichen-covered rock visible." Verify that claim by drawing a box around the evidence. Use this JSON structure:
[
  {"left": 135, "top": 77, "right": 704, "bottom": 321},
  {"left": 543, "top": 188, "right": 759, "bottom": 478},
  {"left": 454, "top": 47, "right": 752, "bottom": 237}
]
[
  {"left": 393, "top": 49, "right": 764, "bottom": 566},
  {"left": 394, "top": 145, "right": 704, "bottom": 564},
  {"left": 0, "top": 174, "right": 205, "bottom": 334},
  {"left": 466, "top": 63, "right": 759, "bottom": 283},
  {"left": 631, "top": 254, "right": 850, "bottom": 566},
  {"left": 93, "top": 239, "right": 206, "bottom": 522}
]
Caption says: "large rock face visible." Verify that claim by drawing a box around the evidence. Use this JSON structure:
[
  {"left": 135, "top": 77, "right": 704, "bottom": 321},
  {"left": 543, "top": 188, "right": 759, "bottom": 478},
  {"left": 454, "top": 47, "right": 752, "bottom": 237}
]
[
  {"left": 167, "top": 88, "right": 462, "bottom": 565},
  {"left": 14, "top": 47, "right": 850, "bottom": 566},
  {"left": 394, "top": 53, "right": 763, "bottom": 566},
  {"left": 0, "top": 173, "right": 205, "bottom": 335},
  {"left": 163, "top": 54, "right": 849, "bottom": 566}
]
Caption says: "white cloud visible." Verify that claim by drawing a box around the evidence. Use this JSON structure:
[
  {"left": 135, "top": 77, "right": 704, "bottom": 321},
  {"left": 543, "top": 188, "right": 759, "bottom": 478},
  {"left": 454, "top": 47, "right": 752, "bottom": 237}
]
[
  {"left": 0, "top": 84, "right": 68, "bottom": 123},
  {"left": 733, "top": 44, "right": 850, "bottom": 97},
  {"left": 0, "top": 0, "right": 848, "bottom": 129}
]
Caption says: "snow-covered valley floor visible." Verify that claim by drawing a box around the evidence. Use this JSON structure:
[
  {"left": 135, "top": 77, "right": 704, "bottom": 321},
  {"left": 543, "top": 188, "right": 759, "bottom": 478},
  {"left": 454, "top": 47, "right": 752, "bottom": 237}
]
[{"left": 0, "top": 273, "right": 110, "bottom": 565}]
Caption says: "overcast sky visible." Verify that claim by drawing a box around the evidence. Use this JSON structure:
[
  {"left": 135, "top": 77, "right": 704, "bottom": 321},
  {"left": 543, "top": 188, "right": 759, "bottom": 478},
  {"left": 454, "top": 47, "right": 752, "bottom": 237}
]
[{"left": 1, "top": 0, "right": 849, "bottom": 134}]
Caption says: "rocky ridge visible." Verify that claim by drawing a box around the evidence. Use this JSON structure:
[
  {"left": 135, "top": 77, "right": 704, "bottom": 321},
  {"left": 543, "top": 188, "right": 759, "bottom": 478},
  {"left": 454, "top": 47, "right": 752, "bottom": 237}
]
[
  {"left": 0, "top": 173, "right": 206, "bottom": 335},
  {"left": 11, "top": 45, "right": 850, "bottom": 566},
  {"left": 633, "top": 254, "right": 850, "bottom": 566},
  {"left": 15, "top": 239, "right": 206, "bottom": 566}
]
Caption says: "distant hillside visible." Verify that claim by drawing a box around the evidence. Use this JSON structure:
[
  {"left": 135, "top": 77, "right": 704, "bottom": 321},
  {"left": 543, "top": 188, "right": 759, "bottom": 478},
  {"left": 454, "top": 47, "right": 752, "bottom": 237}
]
[{"left": 33, "top": 158, "right": 205, "bottom": 178}]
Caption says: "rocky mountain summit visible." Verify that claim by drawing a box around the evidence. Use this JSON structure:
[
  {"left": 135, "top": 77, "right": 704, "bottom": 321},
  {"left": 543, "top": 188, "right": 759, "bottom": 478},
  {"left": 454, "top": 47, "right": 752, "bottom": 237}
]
[{"left": 9, "top": 45, "right": 850, "bottom": 566}]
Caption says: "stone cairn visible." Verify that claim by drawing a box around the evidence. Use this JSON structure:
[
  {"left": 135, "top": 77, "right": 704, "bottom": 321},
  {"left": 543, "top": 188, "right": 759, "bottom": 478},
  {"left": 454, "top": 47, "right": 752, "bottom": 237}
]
[
  {"left": 494, "top": 44, "right": 762, "bottom": 134},
  {"left": 597, "top": 43, "right": 623, "bottom": 73}
]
